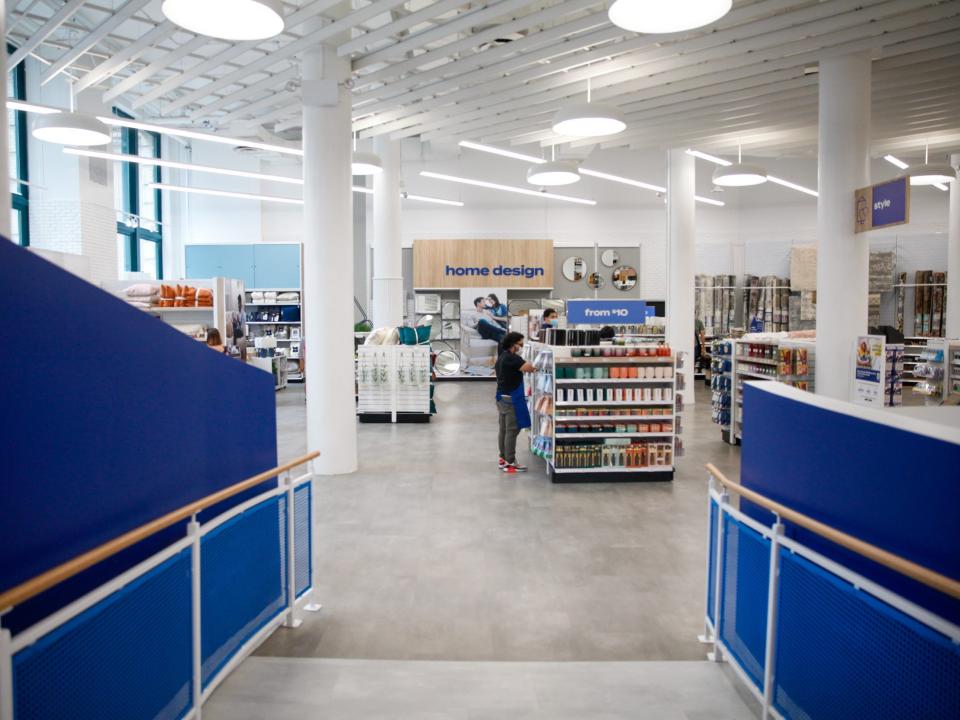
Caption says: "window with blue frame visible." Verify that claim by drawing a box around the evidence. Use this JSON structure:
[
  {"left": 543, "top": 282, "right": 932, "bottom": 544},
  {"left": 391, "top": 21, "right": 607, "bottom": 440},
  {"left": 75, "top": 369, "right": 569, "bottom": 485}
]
[
  {"left": 114, "top": 109, "right": 163, "bottom": 278},
  {"left": 8, "top": 45, "right": 28, "bottom": 246}
]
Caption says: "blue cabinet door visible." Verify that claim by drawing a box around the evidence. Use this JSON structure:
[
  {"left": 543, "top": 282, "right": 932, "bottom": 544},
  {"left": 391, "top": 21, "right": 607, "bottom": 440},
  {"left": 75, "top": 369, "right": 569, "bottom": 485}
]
[
  {"left": 253, "top": 244, "right": 300, "bottom": 289},
  {"left": 185, "top": 245, "right": 256, "bottom": 287}
]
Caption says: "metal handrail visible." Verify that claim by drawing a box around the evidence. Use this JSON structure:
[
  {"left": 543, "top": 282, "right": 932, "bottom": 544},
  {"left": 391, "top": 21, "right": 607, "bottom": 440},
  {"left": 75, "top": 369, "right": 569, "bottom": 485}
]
[
  {"left": 706, "top": 463, "right": 960, "bottom": 600},
  {"left": 0, "top": 451, "right": 320, "bottom": 611}
]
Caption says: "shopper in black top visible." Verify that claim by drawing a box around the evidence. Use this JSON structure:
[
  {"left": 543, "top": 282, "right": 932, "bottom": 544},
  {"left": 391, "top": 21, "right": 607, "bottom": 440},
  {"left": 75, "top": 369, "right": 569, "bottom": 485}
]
[{"left": 495, "top": 331, "right": 535, "bottom": 473}]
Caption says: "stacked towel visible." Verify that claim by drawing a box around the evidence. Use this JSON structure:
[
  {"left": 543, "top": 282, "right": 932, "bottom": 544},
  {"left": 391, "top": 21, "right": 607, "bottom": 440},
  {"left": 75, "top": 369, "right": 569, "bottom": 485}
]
[
  {"left": 277, "top": 291, "right": 299, "bottom": 302},
  {"left": 159, "top": 284, "right": 176, "bottom": 307},
  {"left": 250, "top": 291, "right": 265, "bottom": 303},
  {"left": 197, "top": 288, "right": 214, "bottom": 307},
  {"left": 124, "top": 283, "right": 159, "bottom": 309}
]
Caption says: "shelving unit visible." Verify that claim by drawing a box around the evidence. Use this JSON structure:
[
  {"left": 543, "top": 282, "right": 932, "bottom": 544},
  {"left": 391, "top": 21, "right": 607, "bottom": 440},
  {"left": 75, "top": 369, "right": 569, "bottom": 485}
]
[
  {"left": 950, "top": 342, "right": 960, "bottom": 399},
  {"left": 710, "top": 339, "right": 734, "bottom": 442},
  {"left": 910, "top": 338, "right": 947, "bottom": 405},
  {"left": 245, "top": 288, "right": 303, "bottom": 383},
  {"left": 902, "top": 337, "right": 931, "bottom": 385},
  {"left": 527, "top": 343, "right": 682, "bottom": 482},
  {"left": 357, "top": 345, "right": 432, "bottom": 422},
  {"left": 731, "top": 337, "right": 815, "bottom": 443}
]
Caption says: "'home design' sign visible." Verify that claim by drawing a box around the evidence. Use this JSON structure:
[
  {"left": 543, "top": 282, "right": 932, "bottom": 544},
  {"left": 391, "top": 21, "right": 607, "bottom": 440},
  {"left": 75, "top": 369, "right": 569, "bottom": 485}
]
[{"left": 413, "top": 239, "right": 554, "bottom": 288}]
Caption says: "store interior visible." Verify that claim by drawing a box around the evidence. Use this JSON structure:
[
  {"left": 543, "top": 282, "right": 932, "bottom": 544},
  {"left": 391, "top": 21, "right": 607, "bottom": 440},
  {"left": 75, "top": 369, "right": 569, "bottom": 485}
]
[{"left": 2, "top": 1, "right": 959, "bottom": 718}]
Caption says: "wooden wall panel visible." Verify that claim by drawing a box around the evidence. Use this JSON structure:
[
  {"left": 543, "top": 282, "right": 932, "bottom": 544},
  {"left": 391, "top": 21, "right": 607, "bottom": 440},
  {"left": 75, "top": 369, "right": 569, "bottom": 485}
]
[{"left": 413, "top": 239, "right": 554, "bottom": 289}]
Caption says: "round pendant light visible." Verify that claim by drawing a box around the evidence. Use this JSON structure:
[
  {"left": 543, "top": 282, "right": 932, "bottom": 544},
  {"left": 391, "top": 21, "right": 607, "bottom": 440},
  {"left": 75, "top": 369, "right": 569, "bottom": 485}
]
[
  {"left": 527, "top": 160, "right": 580, "bottom": 186},
  {"left": 552, "top": 102, "right": 626, "bottom": 137},
  {"left": 609, "top": 0, "right": 732, "bottom": 34},
  {"left": 352, "top": 151, "right": 383, "bottom": 175},
  {"left": 903, "top": 146, "right": 956, "bottom": 186},
  {"left": 32, "top": 112, "right": 112, "bottom": 146},
  {"left": 711, "top": 144, "right": 767, "bottom": 187},
  {"left": 907, "top": 163, "right": 957, "bottom": 186},
  {"left": 161, "top": 0, "right": 284, "bottom": 41}
]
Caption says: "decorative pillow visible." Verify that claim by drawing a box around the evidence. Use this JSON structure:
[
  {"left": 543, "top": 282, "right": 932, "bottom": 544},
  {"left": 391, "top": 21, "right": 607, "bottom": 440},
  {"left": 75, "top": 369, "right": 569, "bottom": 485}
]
[{"left": 124, "top": 283, "right": 159, "bottom": 297}]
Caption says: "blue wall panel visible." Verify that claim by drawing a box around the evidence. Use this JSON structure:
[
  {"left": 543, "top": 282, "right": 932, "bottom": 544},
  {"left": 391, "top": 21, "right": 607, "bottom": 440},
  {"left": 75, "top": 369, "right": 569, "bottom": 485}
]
[
  {"left": 253, "top": 244, "right": 300, "bottom": 289},
  {"left": 185, "top": 244, "right": 255, "bottom": 287},
  {"left": 0, "top": 240, "right": 277, "bottom": 631},
  {"left": 740, "top": 384, "right": 960, "bottom": 624}
]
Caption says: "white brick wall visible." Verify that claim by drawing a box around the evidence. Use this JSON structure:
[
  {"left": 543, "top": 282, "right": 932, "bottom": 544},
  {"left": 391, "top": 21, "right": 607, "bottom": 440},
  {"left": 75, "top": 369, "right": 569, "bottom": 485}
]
[{"left": 29, "top": 200, "right": 119, "bottom": 285}]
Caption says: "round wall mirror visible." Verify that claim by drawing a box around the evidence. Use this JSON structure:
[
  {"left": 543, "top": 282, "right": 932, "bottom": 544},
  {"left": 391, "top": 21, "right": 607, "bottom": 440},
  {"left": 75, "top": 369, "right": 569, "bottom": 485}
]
[
  {"left": 434, "top": 349, "right": 461, "bottom": 376},
  {"left": 587, "top": 272, "right": 605, "bottom": 289},
  {"left": 612, "top": 266, "right": 638, "bottom": 291},
  {"left": 601, "top": 249, "right": 620, "bottom": 267},
  {"left": 562, "top": 256, "right": 587, "bottom": 282}
]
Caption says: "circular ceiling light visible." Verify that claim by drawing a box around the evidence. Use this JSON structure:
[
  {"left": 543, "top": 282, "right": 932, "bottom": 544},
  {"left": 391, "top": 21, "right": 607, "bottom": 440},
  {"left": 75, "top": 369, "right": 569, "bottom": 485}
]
[
  {"left": 906, "top": 163, "right": 957, "bottom": 186},
  {"left": 552, "top": 101, "right": 626, "bottom": 137},
  {"left": 713, "top": 162, "right": 768, "bottom": 187},
  {"left": 161, "top": 0, "right": 285, "bottom": 41},
  {"left": 527, "top": 161, "right": 580, "bottom": 186},
  {"left": 352, "top": 151, "right": 383, "bottom": 175},
  {"left": 608, "top": 0, "right": 732, "bottom": 34},
  {"left": 32, "top": 112, "right": 112, "bottom": 146}
]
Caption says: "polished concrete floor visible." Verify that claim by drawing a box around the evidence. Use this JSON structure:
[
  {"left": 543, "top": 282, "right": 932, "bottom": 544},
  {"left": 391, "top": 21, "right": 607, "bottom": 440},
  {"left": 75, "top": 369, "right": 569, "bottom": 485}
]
[
  {"left": 206, "top": 657, "right": 759, "bottom": 720},
  {"left": 260, "top": 378, "right": 741, "bottom": 662}
]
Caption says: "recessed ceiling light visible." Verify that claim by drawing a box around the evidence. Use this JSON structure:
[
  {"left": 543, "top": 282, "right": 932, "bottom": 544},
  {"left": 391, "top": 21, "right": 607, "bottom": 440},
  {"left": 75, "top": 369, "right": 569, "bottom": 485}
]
[
  {"left": 608, "top": 0, "right": 732, "bottom": 34},
  {"left": 161, "top": 0, "right": 284, "bottom": 41},
  {"left": 32, "top": 112, "right": 112, "bottom": 146}
]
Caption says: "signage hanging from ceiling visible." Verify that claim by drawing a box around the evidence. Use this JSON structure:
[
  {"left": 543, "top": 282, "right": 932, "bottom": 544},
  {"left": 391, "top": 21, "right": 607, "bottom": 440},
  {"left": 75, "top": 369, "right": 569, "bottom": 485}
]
[
  {"left": 413, "top": 239, "right": 554, "bottom": 288},
  {"left": 566, "top": 299, "right": 652, "bottom": 324},
  {"left": 854, "top": 177, "right": 910, "bottom": 234}
]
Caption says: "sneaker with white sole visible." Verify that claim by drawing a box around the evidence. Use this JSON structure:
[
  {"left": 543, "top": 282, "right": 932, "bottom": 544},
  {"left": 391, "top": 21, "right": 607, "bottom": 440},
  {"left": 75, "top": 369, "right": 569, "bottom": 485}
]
[{"left": 498, "top": 456, "right": 507, "bottom": 468}]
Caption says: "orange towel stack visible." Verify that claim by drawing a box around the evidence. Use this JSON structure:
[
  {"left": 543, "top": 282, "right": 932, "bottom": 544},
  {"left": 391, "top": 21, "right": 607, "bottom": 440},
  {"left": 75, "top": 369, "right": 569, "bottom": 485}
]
[
  {"left": 159, "top": 284, "right": 176, "bottom": 307},
  {"left": 197, "top": 288, "right": 213, "bottom": 307}
]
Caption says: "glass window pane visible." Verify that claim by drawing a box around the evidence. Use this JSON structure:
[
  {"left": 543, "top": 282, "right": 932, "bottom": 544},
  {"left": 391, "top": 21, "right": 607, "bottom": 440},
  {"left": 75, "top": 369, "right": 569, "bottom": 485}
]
[
  {"left": 139, "top": 238, "right": 158, "bottom": 280},
  {"left": 137, "top": 132, "right": 158, "bottom": 226},
  {"left": 117, "top": 233, "right": 128, "bottom": 276},
  {"left": 10, "top": 208, "right": 21, "bottom": 245}
]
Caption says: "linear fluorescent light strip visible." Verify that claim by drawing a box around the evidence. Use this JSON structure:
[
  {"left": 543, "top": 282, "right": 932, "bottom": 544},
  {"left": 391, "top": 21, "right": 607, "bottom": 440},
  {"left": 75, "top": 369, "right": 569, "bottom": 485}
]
[
  {"left": 883, "top": 154, "right": 909, "bottom": 170},
  {"left": 766, "top": 175, "right": 818, "bottom": 197},
  {"left": 884, "top": 155, "right": 948, "bottom": 192},
  {"left": 149, "top": 183, "right": 303, "bottom": 205},
  {"left": 577, "top": 168, "right": 666, "bottom": 193},
  {"left": 685, "top": 148, "right": 731, "bottom": 166},
  {"left": 8, "top": 100, "right": 61, "bottom": 115},
  {"left": 404, "top": 193, "right": 464, "bottom": 207},
  {"left": 99, "top": 116, "right": 304, "bottom": 157},
  {"left": 64, "top": 148, "right": 302, "bottom": 184},
  {"left": 420, "top": 170, "right": 596, "bottom": 205},
  {"left": 694, "top": 195, "right": 725, "bottom": 207},
  {"left": 458, "top": 140, "right": 545, "bottom": 164}
]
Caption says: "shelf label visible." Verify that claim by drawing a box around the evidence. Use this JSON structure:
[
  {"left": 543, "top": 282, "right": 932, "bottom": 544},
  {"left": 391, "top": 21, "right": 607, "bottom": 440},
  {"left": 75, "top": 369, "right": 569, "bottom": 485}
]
[
  {"left": 567, "top": 299, "right": 649, "bottom": 324},
  {"left": 855, "top": 177, "right": 909, "bottom": 233}
]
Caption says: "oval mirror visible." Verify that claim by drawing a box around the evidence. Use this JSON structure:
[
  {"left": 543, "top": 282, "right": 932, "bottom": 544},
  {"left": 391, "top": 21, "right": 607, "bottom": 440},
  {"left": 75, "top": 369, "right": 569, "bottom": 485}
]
[
  {"left": 601, "top": 249, "right": 620, "bottom": 267},
  {"left": 562, "top": 256, "right": 587, "bottom": 282},
  {"left": 434, "top": 349, "right": 461, "bottom": 376},
  {"left": 587, "top": 272, "right": 604, "bottom": 289},
  {"left": 612, "top": 266, "right": 638, "bottom": 291}
]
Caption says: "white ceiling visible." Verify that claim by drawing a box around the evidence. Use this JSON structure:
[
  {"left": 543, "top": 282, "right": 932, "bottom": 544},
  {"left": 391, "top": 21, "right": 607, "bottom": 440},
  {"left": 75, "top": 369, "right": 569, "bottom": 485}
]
[{"left": 7, "top": 0, "right": 960, "bottom": 159}]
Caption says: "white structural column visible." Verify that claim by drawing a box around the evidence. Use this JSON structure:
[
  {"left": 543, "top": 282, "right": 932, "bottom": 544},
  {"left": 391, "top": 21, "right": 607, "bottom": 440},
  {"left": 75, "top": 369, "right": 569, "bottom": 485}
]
[
  {"left": 946, "top": 154, "right": 960, "bottom": 339},
  {"left": 0, "top": 1, "right": 10, "bottom": 240},
  {"left": 666, "top": 148, "right": 696, "bottom": 405},
  {"left": 372, "top": 136, "right": 404, "bottom": 328},
  {"left": 815, "top": 52, "right": 871, "bottom": 400},
  {"left": 302, "top": 44, "right": 357, "bottom": 475}
]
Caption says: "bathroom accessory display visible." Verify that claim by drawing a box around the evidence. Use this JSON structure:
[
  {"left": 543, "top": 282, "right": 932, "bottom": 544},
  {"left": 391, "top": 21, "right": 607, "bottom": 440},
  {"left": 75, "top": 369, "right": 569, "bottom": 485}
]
[
  {"left": 357, "top": 345, "right": 432, "bottom": 422},
  {"left": 526, "top": 342, "right": 683, "bottom": 482},
  {"left": 245, "top": 288, "right": 303, "bottom": 382}
]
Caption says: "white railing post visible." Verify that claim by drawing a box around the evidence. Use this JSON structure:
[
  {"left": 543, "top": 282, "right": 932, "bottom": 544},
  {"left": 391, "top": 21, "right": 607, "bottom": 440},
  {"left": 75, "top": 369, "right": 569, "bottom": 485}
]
[
  {"left": 709, "top": 487, "right": 729, "bottom": 663},
  {"left": 0, "top": 623, "right": 13, "bottom": 720},
  {"left": 761, "top": 518, "right": 784, "bottom": 719},
  {"left": 699, "top": 473, "right": 718, "bottom": 645},
  {"left": 188, "top": 515, "right": 203, "bottom": 719},
  {"left": 283, "top": 472, "right": 301, "bottom": 628}
]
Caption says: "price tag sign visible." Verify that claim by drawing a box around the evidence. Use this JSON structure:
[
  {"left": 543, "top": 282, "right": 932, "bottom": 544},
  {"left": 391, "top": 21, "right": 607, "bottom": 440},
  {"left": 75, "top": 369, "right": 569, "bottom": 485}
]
[{"left": 567, "top": 299, "right": 648, "bottom": 324}]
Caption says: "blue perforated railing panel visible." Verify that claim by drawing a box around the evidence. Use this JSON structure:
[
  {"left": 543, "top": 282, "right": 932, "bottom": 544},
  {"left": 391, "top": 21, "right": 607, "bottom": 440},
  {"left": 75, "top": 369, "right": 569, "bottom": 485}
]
[
  {"left": 774, "top": 548, "right": 960, "bottom": 720},
  {"left": 718, "top": 514, "right": 770, "bottom": 690},
  {"left": 200, "top": 496, "right": 286, "bottom": 687},
  {"left": 294, "top": 483, "right": 312, "bottom": 597},
  {"left": 707, "top": 498, "right": 718, "bottom": 625},
  {"left": 12, "top": 550, "right": 192, "bottom": 720}
]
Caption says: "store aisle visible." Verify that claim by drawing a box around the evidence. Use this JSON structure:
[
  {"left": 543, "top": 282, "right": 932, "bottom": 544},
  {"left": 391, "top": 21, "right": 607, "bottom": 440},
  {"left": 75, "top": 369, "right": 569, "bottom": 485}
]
[
  {"left": 205, "top": 657, "right": 758, "bottom": 719},
  {"left": 264, "top": 380, "right": 740, "bottom": 661}
]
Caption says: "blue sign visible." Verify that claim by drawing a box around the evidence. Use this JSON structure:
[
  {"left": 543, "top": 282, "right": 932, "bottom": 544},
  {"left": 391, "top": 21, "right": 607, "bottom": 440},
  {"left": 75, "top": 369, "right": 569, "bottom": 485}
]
[
  {"left": 567, "top": 299, "right": 648, "bottom": 324},
  {"left": 871, "top": 177, "right": 908, "bottom": 228}
]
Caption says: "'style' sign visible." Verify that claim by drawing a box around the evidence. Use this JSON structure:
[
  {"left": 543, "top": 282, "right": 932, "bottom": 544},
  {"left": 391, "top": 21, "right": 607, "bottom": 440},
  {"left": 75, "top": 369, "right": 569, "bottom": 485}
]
[{"left": 855, "top": 177, "right": 910, "bottom": 234}]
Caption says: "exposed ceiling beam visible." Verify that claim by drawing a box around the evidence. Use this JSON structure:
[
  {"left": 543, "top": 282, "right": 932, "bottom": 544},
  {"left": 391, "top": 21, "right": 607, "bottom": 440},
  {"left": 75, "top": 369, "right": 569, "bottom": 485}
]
[
  {"left": 40, "top": 0, "right": 152, "bottom": 85},
  {"left": 74, "top": 19, "right": 175, "bottom": 92},
  {"left": 191, "top": 65, "right": 301, "bottom": 120},
  {"left": 9, "top": 0, "right": 88, "bottom": 67},
  {"left": 103, "top": 35, "right": 211, "bottom": 103},
  {"left": 338, "top": 0, "right": 473, "bottom": 57}
]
